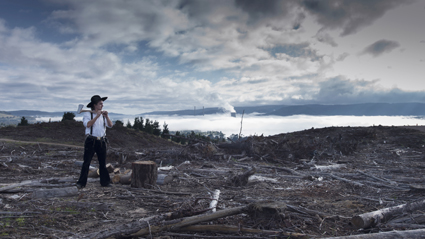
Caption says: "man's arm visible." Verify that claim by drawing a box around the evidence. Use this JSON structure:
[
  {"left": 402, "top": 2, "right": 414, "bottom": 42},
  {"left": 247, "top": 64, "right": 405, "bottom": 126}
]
[
  {"left": 86, "top": 112, "right": 102, "bottom": 128},
  {"left": 102, "top": 111, "right": 113, "bottom": 127}
]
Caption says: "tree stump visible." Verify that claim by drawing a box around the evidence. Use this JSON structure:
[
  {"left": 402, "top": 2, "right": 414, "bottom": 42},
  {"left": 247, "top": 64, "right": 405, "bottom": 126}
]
[{"left": 131, "top": 161, "right": 157, "bottom": 188}]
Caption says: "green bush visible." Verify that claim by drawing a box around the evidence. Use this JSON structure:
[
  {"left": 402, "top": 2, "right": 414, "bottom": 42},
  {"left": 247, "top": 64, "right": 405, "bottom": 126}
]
[
  {"left": 62, "top": 112, "right": 75, "bottom": 121},
  {"left": 115, "top": 120, "right": 124, "bottom": 127},
  {"left": 17, "top": 117, "right": 28, "bottom": 126}
]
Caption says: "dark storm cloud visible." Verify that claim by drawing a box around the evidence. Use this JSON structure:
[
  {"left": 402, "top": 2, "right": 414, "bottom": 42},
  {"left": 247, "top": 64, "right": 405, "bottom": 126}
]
[
  {"left": 177, "top": 0, "right": 220, "bottom": 23},
  {"left": 312, "top": 76, "right": 425, "bottom": 104},
  {"left": 301, "top": 0, "right": 407, "bottom": 36},
  {"left": 362, "top": 39, "right": 400, "bottom": 57},
  {"left": 234, "top": 0, "right": 301, "bottom": 27},
  {"left": 235, "top": 0, "right": 289, "bottom": 20}
]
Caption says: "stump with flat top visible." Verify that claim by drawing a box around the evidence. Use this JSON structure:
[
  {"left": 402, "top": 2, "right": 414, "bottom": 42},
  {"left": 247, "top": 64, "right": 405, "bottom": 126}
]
[{"left": 131, "top": 161, "right": 157, "bottom": 188}]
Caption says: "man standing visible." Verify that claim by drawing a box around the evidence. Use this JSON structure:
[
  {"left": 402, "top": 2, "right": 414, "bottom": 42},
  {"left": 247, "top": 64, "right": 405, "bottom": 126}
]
[{"left": 76, "top": 95, "right": 113, "bottom": 188}]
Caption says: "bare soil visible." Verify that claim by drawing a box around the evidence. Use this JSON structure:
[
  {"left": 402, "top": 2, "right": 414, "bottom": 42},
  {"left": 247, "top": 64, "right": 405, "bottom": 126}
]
[{"left": 1, "top": 121, "right": 425, "bottom": 238}]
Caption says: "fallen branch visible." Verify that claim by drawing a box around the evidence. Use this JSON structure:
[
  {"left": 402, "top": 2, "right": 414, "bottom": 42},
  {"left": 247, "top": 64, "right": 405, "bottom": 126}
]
[
  {"left": 326, "top": 173, "right": 364, "bottom": 187},
  {"left": 256, "top": 164, "right": 305, "bottom": 176},
  {"left": 357, "top": 170, "right": 397, "bottom": 185},
  {"left": 175, "top": 224, "right": 308, "bottom": 238},
  {"left": 133, "top": 187, "right": 192, "bottom": 196},
  {"left": 323, "top": 229, "right": 425, "bottom": 239},
  {"left": 0, "top": 180, "right": 37, "bottom": 192},
  {"left": 32, "top": 187, "right": 78, "bottom": 199},
  {"left": 84, "top": 201, "right": 287, "bottom": 239},
  {"left": 352, "top": 199, "right": 425, "bottom": 229},
  {"left": 385, "top": 222, "right": 425, "bottom": 229}
]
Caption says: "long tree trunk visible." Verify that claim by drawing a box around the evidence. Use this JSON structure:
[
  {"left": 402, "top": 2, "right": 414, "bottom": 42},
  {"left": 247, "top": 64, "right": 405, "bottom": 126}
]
[
  {"left": 323, "top": 229, "right": 425, "bottom": 239},
  {"left": 351, "top": 199, "right": 425, "bottom": 229}
]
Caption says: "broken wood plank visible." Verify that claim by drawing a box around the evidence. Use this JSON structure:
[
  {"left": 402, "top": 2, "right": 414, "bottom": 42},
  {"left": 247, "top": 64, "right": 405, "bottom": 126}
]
[
  {"left": 106, "top": 163, "right": 114, "bottom": 173},
  {"left": 88, "top": 169, "right": 99, "bottom": 178}
]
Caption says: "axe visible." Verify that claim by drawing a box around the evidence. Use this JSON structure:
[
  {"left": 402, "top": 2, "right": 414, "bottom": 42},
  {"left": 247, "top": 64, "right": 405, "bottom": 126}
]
[{"left": 77, "top": 104, "right": 94, "bottom": 114}]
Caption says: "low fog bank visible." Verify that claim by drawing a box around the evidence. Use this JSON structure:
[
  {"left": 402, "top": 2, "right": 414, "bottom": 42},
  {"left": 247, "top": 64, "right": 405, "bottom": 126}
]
[{"left": 37, "top": 114, "right": 425, "bottom": 138}]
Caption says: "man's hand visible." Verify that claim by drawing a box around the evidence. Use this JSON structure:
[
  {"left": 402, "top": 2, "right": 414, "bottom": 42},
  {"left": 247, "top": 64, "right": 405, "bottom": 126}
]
[{"left": 102, "top": 111, "right": 109, "bottom": 117}]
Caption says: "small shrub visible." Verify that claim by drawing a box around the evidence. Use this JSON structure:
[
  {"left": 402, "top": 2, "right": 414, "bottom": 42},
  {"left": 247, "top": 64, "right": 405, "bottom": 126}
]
[
  {"left": 115, "top": 120, "right": 124, "bottom": 127},
  {"left": 62, "top": 112, "right": 75, "bottom": 121},
  {"left": 17, "top": 117, "right": 28, "bottom": 126}
]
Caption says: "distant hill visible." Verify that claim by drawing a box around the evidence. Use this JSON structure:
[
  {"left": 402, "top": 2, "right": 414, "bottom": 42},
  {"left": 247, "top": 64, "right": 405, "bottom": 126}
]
[
  {"left": 4, "top": 110, "right": 126, "bottom": 118},
  {"left": 143, "top": 107, "right": 227, "bottom": 116},
  {"left": 3, "top": 103, "right": 425, "bottom": 119},
  {"left": 142, "top": 103, "right": 425, "bottom": 116},
  {"left": 253, "top": 103, "right": 425, "bottom": 116}
]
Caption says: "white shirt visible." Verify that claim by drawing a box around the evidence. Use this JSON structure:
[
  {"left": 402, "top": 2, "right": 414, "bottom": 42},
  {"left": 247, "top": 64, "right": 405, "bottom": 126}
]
[{"left": 83, "top": 112, "right": 111, "bottom": 137}]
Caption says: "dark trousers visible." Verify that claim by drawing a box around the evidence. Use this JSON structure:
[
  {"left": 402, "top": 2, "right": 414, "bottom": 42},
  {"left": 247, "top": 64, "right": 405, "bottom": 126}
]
[{"left": 77, "top": 137, "right": 110, "bottom": 187}]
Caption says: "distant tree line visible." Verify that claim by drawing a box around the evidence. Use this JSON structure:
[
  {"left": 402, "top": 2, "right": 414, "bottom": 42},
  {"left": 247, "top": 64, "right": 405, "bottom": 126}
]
[
  {"left": 124, "top": 117, "right": 170, "bottom": 139},
  {"left": 17, "top": 113, "right": 226, "bottom": 144},
  {"left": 124, "top": 117, "right": 225, "bottom": 144}
]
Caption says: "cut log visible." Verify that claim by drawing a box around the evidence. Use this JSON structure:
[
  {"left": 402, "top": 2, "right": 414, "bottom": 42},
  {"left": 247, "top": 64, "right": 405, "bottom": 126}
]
[
  {"left": 131, "top": 161, "right": 157, "bottom": 188},
  {"left": 352, "top": 199, "right": 425, "bottom": 229},
  {"left": 157, "top": 174, "right": 174, "bottom": 185},
  {"left": 113, "top": 168, "right": 120, "bottom": 174},
  {"left": 323, "top": 229, "right": 425, "bottom": 239},
  {"left": 32, "top": 187, "right": 78, "bottom": 199},
  {"left": 123, "top": 169, "right": 132, "bottom": 174},
  {"left": 88, "top": 169, "right": 99, "bottom": 178},
  {"left": 112, "top": 169, "right": 132, "bottom": 184},
  {"left": 105, "top": 163, "right": 114, "bottom": 173},
  {"left": 112, "top": 173, "right": 132, "bottom": 185},
  {"left": 111, "top": 174, "right": 120, "bottom": 184}
]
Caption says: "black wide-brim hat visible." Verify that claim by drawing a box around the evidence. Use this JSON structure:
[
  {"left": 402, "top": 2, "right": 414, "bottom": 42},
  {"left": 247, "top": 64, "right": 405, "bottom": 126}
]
[{"left": 87, "top": 95, "right": 108, "bottom": 108}]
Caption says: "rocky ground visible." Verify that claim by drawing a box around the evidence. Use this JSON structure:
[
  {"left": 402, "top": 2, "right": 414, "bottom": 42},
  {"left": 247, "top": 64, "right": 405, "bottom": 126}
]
[{"left": 1, "top": 121, "right": 425, "bottom": 238}]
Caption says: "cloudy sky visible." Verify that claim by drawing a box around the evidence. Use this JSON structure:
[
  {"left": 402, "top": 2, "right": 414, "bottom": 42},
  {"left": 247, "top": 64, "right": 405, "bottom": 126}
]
[{"left": 0, "top": 0, "right": 424, "bottom": 114}]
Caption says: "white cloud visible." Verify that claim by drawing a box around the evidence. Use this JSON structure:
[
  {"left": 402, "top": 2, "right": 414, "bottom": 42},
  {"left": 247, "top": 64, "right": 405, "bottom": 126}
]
[{"left": 0, "top": 0, "right": 424, "bottom": 115}]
